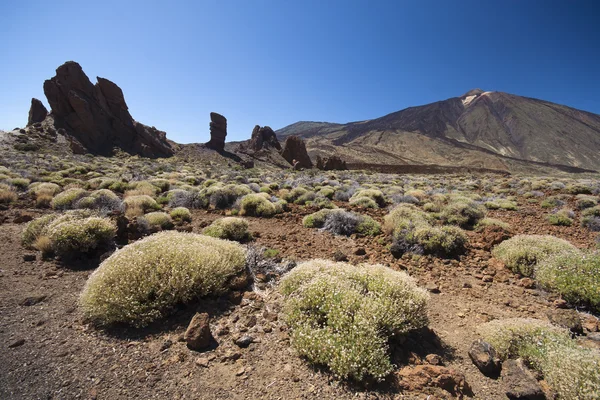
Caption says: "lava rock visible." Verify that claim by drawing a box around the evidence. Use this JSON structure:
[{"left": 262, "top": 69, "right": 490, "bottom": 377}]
[
  {"left": 27, "top": 98, "right": 48, "bottom": 126},
  {"left": 207, "top": 112, "right": 227, "bottom": 151},
  {"left": 316, "top": 155, "right": 347, "bottom": 170},
  {"left": 468, "top": 339, "right": 501, "bottom": 376},
  {"left": 280, "top": 136, "right": 312, "bottom": 169},
  {"left": 501, "top": 359, "right": 545, "bottom": 400},
  {"left": 249, "top": 125, "right": 281, "bottom": 151},
  {"left": 184, "top": 312, "right": 212, "bottom": 351},
  {"left": 234, "top": 335, "right": 254, "bottom": 348}
]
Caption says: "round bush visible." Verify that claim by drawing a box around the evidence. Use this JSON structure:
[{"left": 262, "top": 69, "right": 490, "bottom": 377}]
[
  {"left": 79, "top": 232, "right": 247, "bottom": 327},
  {"left": 47, "top": 216, "right": 116, "bottom": 257},
  {"left": 239, "top": 193, "right": 280, "bottom": 217},
  {"left": 202, "top": 217, "right": 252, "bottom": 242},
  {"left": 51, "top": 188, "right": 88, "bottom": 210},
  {"left": 349, "top": 189, "right": 386, "bottom": 207},
  {"left": 170, "top": 207, "right": 192, "bottom": 223},
  {"left": 141, "top": 211, "right": 174, "bottom": 230},
  {"left": 492, "top": 235, "right": 579, "bottom": 277},
  {"left": 281, "top": 260, "right": 429, "bottom": 381}
]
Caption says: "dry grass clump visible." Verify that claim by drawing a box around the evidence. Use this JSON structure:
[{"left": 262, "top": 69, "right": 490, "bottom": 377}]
[
  {"left": 536, "top": 252, "right": 600, "bottom": 311},
  {"left": 280, "top": 260, "right": 429, "bottom": 381},
  {"left": 202, "top": 217, "right": 252, "bottom": 242},
  {"left": 51, "top": 188, "right": 88, "bottom": 210},
  {"left": 22, "top": 210, "right": 115, "bottom": 257},
  {"left": 576, "top": 194, "right": 598, "bottom": 210},
  {"left": 478, "top": 318, "right": 599, "bottom": 399},
  {"left": 0, "top": 184, "right": 18, "bottom": 204},
  {"left": 79, "top": 232, "right": 247, "bottom": 327},
  {"left": 492, "top": 235, "right": 579, "bottom": 277},
  {"left": 125, "top": 181, "right": 160, "bottom": 197}
]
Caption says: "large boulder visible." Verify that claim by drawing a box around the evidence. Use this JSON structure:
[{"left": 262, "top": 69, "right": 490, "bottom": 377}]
[
  {"left": 207, "top": 112, "right": 227, "bottom": 151},
  {"left": 42, "top": 61, "right": 173, "bottom": 158},
  {"left": 316, "top": 155, "right": 347, "bottom": 170},
  {"left": 27, "top": 98, "right": 48, "bottom": 126},
  {"left": 280, "top": 135, "right": 312, "bottom": 169},
  {"left": 249, "top": 125, "right": 281, "bottom": 151}
]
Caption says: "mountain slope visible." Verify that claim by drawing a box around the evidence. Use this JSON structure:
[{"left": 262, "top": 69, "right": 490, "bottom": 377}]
[{"left": 277, "top": 90, "right": 600, "bottom": 172}]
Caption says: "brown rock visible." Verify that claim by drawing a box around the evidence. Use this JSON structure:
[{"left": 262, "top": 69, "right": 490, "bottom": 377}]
[
  {"left": 42, "top": 61, "right": 173, "bottom": 157},
  {"left": 546, "top": 308, "right": 583, "bottom": 335},
  {"left": 207, "top": 112, "right": 227, "bottom": 151},
  {"left": 468, "top": 339, "right": 501, "bottom": 376},
  {"left": 184, "top": 313, "right": 212, "bottom": 351},
  {"left": 480, "top": 225, "right": 512, "bottom": 251},
  {"left": 13, "top": 214, "right": 34, "bottom": 224},
  {"left": 396, "top": 365, "right": 470, "bottom": 396},
  {"left": 316, "top": 155, "right": 347, "bottom": 170},
  {"left": 27, "top": 98, "right": 48, "bottom": 125},
  {"left": 249, "top": 125, "right": 281, "bottom": 151},
  {"left": 280, "top": 136, "right": 312, "bottom": 169},
  {"left": 501, "top": 359, "right": 545, "bottom": 400}
]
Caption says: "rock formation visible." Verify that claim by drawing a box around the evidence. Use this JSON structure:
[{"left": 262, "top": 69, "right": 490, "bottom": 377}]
[
  {"left": 42, "top": 61, "right": 173, "bottom": 158},
  {"left": 207, "top": 112, "right": 227, "bottom": 151},
  {"left": 249, "top": 125, "right": 281, "bottom": 151},
  {"left": 27, "top": 98, "right": 48, "bottom": 126},
  {"left": 316, "top": 155, "right": 347, "bottom": 170},
  {"left": 280, "top": 135, "right": 312, "bottom": 169}
]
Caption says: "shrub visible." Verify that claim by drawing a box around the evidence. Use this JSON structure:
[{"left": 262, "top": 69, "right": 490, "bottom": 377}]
[
  {"left": 536, "top": 252, "right": 600, "bottom": 311},
  {"left": 280, "top": 260, "right": 429, "bottom": 381},
  {"left": 202, "top": 217, "right": 252, "bottom": 242},
  {"left": 29, "top": 182, "right": 61, "bottom": 196},
  {"left": 350, "top": 189, "right": 386, "bottom": 208},
  {"left": 303, "top": 209, "right": 380, "bottom": 236},
  {"left": 412, "top": 225, "right": 468, "bottom": 257},
  {"left": 441, "top": 197, "right": 486, "bottom": 228},
  {"left": 170, "top": 207, "right": 192, "bottom": 223},
  {"left": 51, "top": 188, "right": 88, "bottom": 210},
  {"left": 22, "top": 213, "right": 61, "bottom": 248},
  {"left": 141, "top": 211, "right": 174, "bottom": 230},
  {"left": 547, "top": 209, "right": 574, "bottom": 226},
  {"left": 478, "top": 318, "right": 599, "bottom": 399},
  {"left": 123, "top": 195, "right": 161, "bottom": 216},
  {"left": 76, "top": 189, "right": 123, "bottom": 213},
  {"left": 383, "top": 204, "right": 431, "bottom": 236},
  {"left": 168, "top": 189, "right": 208, "bottom": 209},
  {"left": 349, "top": 196, "right": 378, "bottom": 209},
  {"left": 79, "top": 232, "right": 247, "bottom": 327},
  {"left": 576, "top": 195, "right": 598, "bottom": 210},
  {"left": 206, "top": 184, "right": 252, "bottom": 209},
  {"left": 566, "top": 183, "right": 593, "bottom": 195},
  {"left": 0, "top": 186, "right": 17, "bottom": 204},
  {"left": 47, "top": 216, "right": 116, "bottom": 257},
  {"left": 294, "top": 191, "right": 317, "bottom": 205},
  {"left": 239, "top": 193, "right": 280, "bottom": 217},
  {"left": 475, "top": 217, "right": 511, "bottom": 231},
  {"left": 284, "top": 187, "right": 308, "bottom": 203},
  {"left": 9, "top": 178, "right": 30, "bottom": 190},
  {"left": 492, "top": 235, "right": 579, "bottom": 277},
  {"left": 582, "top": 216, "right": 600, "bottom": 232},
  {"left": 541, "top": 196, "right": 564, "bottom": 209}
]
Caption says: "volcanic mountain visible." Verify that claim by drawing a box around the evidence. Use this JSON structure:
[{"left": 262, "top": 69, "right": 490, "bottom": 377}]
[{"left": 276, "top": 89, "right": 600, "bottom": 173}]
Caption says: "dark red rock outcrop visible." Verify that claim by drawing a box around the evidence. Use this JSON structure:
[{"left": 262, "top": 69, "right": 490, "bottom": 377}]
[
  {"left": 206, "top": 112, "right": 227, "bottom": 151},
  {"left": 42, "top": 61, "right": 173, "bottom": 158},
  {"left": 316, "top": 155, "right": 347, "bottom": 170},
  {"left": 280, "top": 135, "right": 312, "bottom": 169},
  {"left": 27, "top": 98, "right": 48, "bottom": 126},
  {"left": 249, "top": 125, "right": 281, "bottom": 151}
]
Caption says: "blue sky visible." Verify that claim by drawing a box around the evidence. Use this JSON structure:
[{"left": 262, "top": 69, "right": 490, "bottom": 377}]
[{"left": 1, "top": 0, "right": 598, "bottom": 143}]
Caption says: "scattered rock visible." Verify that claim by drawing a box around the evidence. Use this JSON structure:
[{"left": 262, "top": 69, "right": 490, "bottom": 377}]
[
  {"left": 184, "top": 313, "right": 212, "bottom": 351},
  {"left": 518, "top": 278, "right": 536, "bottom": 289},
  {"left": 194, "top": 357, "right": 209, "bottom": 368},
  {"left": 315, "top": 155, "right": 347, "bottom": 170},
  {"left": 581, "top": 314, "right": 599, "bottom": 333},
  {"left": 22, "top": 254, "right": 36, "bottom": 262},
  {"left": 20, "top": 295, "right": 46, "bottom": 306},
  {"left": 553, "top": 299, "right": 568, "bottom": 309},
  {"left": 8, "top": 338, "right": 25, "bottom": 348},
  {"left": 396, "top": 365, "right": 470, "bottom": 396},
  {"left": 353, "top": 247, "right": 366, "bottom": 256},
  {"left": 501, "top": 359, "right": 545, "bottom": 400},
  {"left": 280, "top": 136, "right": 312, "bottom": 169},
  {"left": 480, "top": 225, "right": 512, "bottom": 251},
  {"left": 425, "top": 354, "right": 442, "bottom": 365},
  {"left": 546, "top": 308, "right": 583, "bottom": 335},
  {"left": 27, "top": 98, "right": 48, "bottom": 126},
  {"left": 13, "top": 214, "right": 34, "bottom": 224},
  {"left": 207, "top": 112, "right": 227, "bottom": 152},
  {"left": 425, "top": 283, "right": 441, "bottom": 294},
  {"left": 468, "top": 339, "right": 501, "bottom": 376},
  {"left": 332, "top": 250, "right": 348, "bottom": 262},
  {"left": 234, "top": 335, "right": 254, "bottom": 348}
]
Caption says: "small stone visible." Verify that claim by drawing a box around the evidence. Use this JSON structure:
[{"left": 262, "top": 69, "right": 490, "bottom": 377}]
[
  {"left": 245, "top": 315, "right": 257, "bottom": 328},
  {"left": 184, "top": 313, "right": 212, "bottom": 351},
  {"left": 501, "top": 359, "right": 545, "bottom": 400},
  {"left": 8, "top": 338, "right": 25, "bottom": 348},
  {"left": 353, "top": 247, "right": 366, "bottom": 256},
  {"left": 14, "top": 215, "right": 34, "bottom": 224},
  {"left": 518, "top": 278, "right": 536, "bottom": 289},
  {"left": 425, "top": 354, "right": 441, "bottom": 365},
  {"left": 19, "top": 295, "right": 46, "bottom": 306},
  {"left": 425, "top": 283, "right": 440, "bottom": 293},
  {"left": 468, "top": 339, "right": 501, "bottom": 376},
  {"left": 216, "top": 326, "right": 230, "bottom": 336},
  {"left": 553, "top": 299, "right": 568, "bottom": 309},
  {"left": 23, "top": 254, "right": 36, "bottom": 262},
  {"left": 195, "top": 357, "right": 209, "bottom": 368},
  {"left": 236, "top": 367, "right": 246, "bottom": 376},
  {"left": 332, "top": 250, "right": 348, "bottom": 262},
  {"left": 234, "top": 335, "right": 254, "bottom": 348}
]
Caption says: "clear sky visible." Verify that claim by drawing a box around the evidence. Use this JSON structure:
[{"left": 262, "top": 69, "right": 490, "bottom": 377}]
[{"left": 1, "top": 0, "right": 599, "bottom": 143}]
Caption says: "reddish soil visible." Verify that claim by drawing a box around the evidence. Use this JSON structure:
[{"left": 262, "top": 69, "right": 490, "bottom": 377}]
[{"left": 1, "top": 200, "right": 598, "bottom": 399}]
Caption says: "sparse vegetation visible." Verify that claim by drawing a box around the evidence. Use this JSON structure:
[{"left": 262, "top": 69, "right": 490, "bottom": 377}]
[{"left": 202, "top": 217, "right": 252, "bottom": 242}]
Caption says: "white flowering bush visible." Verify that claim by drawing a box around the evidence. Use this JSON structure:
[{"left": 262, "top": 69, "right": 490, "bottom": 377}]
[
  {"left": 478, "top": 318, "right": 600, "bottom": 399},
  {"left": 79, "top": 232, "right": 246, "bottom": 327},
  {"left": 492, "top": 235, "right": 579, "bottom": 277},
  {"left": 280, "top": 260, "right": 429, "bottom": 381},
  {"left": 202, "top": 217, "right": 252, "bottom": 242}
]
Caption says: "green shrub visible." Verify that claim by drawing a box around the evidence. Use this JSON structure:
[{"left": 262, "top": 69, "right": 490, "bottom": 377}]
[
  {"left": 302, "top": 208, "right": 339, "bottom": 228},
  {"left": 280, "top": 260, "right": 428, "bottom": 381},
  {"left": 441, "top": 197, "right": 486, "bottom": 228},
  {"left": 202, "top": 217, "right": 252, "bottom": 242},
  {"left": 123, "top": 195, "right": 161, "bottom": 213},
  {"left": 141, "top": 211, "right": 174, "bottom": 230},
  {"left": 349, "top": 196, "right": 378, "bottom": 209},
  {"left": 303, "top": 209, "right": 381, "bottom": 236},
  {"left": 412, "top": 225, "right": 468, "bottom": 256},
  {"left": 475, "top": 217, "right": 511, "bottom": 231},
  {"left": 284, "top": 187, "right": 308, "bottom": 203},
  {"left": 51, "top": 188, "right": 88, "bottom": 210},
  {"left": 536, "top": 252, "right": 600, "bottom": 311},
  {"left": 79, "top": 232, "right": 247, "bottom": 327},
  {"left": 0, "top": 186, "right": 17, "bottom": 204},
  {"left": 492, "top": 235, "right": 579, "bottom": 277},
  {"left": 239, "top": 193, "right": 280, "bottom": 217},
  {"left": 565, "top": 183, "right": 593, "bottom": 195},
  {"left": 350, "top": 189, "right": 386, "bottom": 208},
  {"left": 576, "top": 195, "right": 598, "bottom": 210},
  {"left": 22, "top": 213, "right": 61, "bottom": 248},
  {"left": 547, "top": 209, "right": 574, "bottom": 226},
  {"left": 9, "top": 178, "right": 30, "bottom": 190},
  {"left": 47, "top": 216, "right": 116, "bottom": 257},
  {"left": 28, "top": 182, "right": 61, "bottom": 196},
  {"left": 383, "top": 204, "right": 431, "bottom": 236},
  {"left": 478, "top": 318, "right": 599, "bottom": 399},
  {"left": 170, "top": 207, "right": 192, "bottom": 223},
  {"left": 498, "top": 199, "right": 518, "bottom": 211}
]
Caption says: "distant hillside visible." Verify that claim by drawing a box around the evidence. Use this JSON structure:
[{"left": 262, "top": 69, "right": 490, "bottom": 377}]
[{"left": 277, "top": 90, "right": 600, "bottom": 172}]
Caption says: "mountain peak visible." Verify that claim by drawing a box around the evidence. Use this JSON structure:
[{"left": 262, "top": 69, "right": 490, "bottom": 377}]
[{"left": 461, "top": 88, "right": 485, "bottom": 98}]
